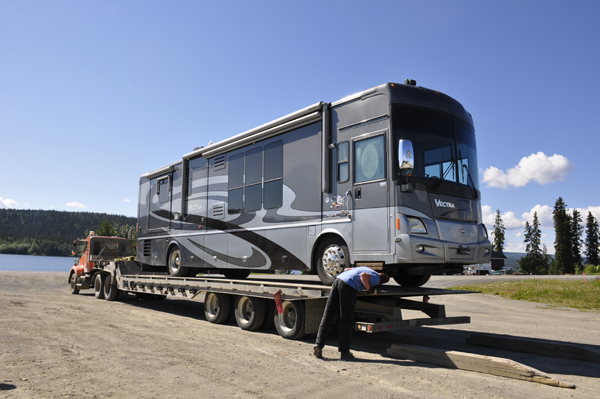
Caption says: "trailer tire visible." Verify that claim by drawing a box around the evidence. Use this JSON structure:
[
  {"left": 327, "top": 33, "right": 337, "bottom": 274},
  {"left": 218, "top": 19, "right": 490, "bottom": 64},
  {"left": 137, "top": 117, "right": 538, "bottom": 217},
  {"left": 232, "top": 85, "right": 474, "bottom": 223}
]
[
  {"left": 70, "top": 273, "right": 80, "bottom": 295},
  {"left": 316, "top": 238, "right": 350, "bottom": 286},
  {"left": 274, "top": 300, "right": 306, "bottom": 340},
  {"left": 103, "top": 275, "right": 119, "bottom": 301},
  {"left": 204, "top": 292, "right": 231, "bottom": 324},
  {"left": 94, "top": 273, "right": 106, "bottom": 299},
  {"left": 393, "top": 274, "right": 431, "bottom": 287},
  {"left": 234, "top": 296, "right": 266, "bottom": 331},
  {"left": 167, "top": 247, "right": 190, "bottom": 277}
]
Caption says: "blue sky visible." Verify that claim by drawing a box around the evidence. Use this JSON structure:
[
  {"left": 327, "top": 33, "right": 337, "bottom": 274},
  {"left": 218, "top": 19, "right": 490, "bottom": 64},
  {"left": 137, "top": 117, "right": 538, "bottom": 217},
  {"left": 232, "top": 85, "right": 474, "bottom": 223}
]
[{"left": 1, "top": 1, "right": 598, "bottom": 254}]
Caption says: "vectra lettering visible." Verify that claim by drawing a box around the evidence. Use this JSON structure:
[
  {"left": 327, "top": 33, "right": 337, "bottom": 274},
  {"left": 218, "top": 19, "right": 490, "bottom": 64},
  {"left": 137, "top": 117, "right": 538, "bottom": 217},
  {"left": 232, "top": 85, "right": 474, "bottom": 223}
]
[{"left": 434, "top": 199, "right": 456, "bottom": 208}]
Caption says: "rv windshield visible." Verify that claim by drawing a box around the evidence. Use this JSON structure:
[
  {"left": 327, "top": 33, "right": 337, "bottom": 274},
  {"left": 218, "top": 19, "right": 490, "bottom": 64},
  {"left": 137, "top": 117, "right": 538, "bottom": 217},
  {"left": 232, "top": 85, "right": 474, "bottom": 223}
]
[{"left": 393, "top": 105, "right": 479, "bottom": 197}]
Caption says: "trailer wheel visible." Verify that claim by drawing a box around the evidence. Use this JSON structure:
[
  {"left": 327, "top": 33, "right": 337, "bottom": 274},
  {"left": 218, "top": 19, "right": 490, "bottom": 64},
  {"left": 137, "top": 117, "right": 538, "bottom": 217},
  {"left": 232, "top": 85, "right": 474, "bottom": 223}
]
[
  {"left": 316, "top": 238, "right": 350, "bottom": 286},
  {"left": 94, "top": 273, "right": 106, "bottom": 299},
  {"left": 204, "top": 292, "right": 231, "bottom": 324},
  {"left": 234, "top": 296, "right": 266, "bottom": 331},
  {"left": 167, "top": 247, "right": 190, "bottom": 277},
  {"left": 393, "top": 274, "right": 431, "bottom": 287},
  {"left": 69, "top": 273, "right": 80, "bottom": 295},
  {"left": 274, "top": 300, "right": 306, "bottom": 340},
  {"left": 103, "top": 275, "right": 119, "bottom": 301}
]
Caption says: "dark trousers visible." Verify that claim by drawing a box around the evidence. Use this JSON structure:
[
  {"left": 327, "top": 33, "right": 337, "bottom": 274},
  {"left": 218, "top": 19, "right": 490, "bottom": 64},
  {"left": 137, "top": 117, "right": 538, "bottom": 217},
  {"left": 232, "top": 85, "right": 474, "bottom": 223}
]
[{"left": 315, "top": 278, "right": 358, "bottom": 353}]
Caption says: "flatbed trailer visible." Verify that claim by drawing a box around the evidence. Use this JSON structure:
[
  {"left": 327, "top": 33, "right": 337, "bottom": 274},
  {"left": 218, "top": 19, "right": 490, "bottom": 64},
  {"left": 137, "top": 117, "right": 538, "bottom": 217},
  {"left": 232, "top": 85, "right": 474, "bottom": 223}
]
[{"left": 91, "top": 260, "right": 473, "bottom": 340}]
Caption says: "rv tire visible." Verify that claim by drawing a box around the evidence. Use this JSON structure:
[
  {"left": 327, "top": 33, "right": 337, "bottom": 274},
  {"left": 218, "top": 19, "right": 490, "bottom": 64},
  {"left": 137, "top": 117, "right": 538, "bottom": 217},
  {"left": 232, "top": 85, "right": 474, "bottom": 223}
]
[
  {"left": 316, "top": 238, "right": 350, "bottom": 286},
  {"left": 393, "top": 274, "right": 431, "bottom": 287}
]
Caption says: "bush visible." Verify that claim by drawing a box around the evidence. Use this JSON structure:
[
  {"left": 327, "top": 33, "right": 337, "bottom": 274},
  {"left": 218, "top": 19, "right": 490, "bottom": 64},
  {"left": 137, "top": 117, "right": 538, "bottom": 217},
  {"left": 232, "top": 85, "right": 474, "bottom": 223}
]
[{"left": 584, "top": 264, "right": 599, "bottom": 275}]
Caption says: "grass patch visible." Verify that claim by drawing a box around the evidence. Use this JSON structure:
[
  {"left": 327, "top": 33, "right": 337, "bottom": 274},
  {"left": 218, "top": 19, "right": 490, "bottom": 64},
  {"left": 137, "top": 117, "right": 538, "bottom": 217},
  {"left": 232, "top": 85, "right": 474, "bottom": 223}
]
[{"left": 452, "top": 279, "right": 600, "bottom": 311}]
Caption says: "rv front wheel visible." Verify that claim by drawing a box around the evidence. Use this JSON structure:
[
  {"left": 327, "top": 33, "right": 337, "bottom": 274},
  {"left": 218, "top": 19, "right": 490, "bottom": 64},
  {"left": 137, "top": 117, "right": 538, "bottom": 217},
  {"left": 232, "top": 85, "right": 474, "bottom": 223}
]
[{"left": 316, "top": 238, "right": 350, "bottom": 286}]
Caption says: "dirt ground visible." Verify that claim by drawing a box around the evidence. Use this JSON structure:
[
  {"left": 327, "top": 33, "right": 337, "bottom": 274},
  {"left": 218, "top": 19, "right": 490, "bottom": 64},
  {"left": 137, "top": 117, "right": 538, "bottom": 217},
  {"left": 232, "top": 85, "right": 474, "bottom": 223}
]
[{"left": 1, "top": 272, "right": 599, "bottom": 399}]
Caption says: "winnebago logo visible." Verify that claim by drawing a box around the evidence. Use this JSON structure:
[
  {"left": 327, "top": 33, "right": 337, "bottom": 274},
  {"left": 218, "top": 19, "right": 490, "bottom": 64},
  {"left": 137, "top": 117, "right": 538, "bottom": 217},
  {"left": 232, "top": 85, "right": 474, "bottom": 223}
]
[{"left": 434, "top": 199, "right": 456, "bottom": 209}]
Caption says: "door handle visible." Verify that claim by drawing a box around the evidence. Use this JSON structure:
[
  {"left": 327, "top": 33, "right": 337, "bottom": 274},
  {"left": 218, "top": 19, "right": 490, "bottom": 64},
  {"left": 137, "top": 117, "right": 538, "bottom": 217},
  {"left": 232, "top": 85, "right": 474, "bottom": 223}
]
[{"left": 355, "top": 187, "right": 362, "bottom": 199}]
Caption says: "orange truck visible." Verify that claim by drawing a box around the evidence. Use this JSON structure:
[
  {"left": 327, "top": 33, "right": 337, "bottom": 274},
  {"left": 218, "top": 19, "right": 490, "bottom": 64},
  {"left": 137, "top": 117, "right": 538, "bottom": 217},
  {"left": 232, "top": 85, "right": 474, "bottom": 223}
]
[{"left": 69, "top": 232, "right": 134, "bottom": 300}]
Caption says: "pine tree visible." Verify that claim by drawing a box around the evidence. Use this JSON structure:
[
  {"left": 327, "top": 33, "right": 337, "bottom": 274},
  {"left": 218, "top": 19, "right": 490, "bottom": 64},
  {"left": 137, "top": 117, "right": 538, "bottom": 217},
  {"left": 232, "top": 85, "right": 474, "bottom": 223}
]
[
  {"left": 585, "top": 212, "right": 600, "bottom": 265},
  {"left": 553, "top": 197, "right": 572, "bottom": 274},
  {"left": 571, "top": 209, "right": 584, "bottom": 270},
  {"left": 492, "top": 209, "right": 505, "bottom": 253},
  {"left": 520, "top": 212, "right": 544, "bottom": 274}
]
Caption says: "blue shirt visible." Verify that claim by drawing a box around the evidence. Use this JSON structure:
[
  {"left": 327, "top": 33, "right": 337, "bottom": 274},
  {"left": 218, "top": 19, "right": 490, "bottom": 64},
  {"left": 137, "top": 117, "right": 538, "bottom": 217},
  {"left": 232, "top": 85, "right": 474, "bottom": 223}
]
[{"left": 337, "top": 266, "right": 380, "bottom": 291}]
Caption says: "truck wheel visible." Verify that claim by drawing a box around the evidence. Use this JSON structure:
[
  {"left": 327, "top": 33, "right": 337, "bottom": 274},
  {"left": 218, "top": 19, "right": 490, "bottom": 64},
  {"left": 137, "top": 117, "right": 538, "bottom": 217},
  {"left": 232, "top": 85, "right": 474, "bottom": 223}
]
[
  {"left": 204, "top": 292, "right": 231, "bottom": 324},
  {"left": 103, "top": 275, "right": 119, "bottom": 301},
  {"left": 393, "top": 274, "right": 431, "bottom": 287},
  {"left": 234, "top": 296, "right": 266, "bottom": 331},
  {"left": 316, "top": 238, "right": 350, "bottom": 286},
  {"left": 94, "top": 274, "right": 106, "bottom": 299},
  {"left": 167, "top": 247, "right": 190, "bottom": 277},
  {"left": 274, "top": 300, "right": 306, "bottom": 340},
  {"left": 70, "top": 273, "right": 80, "bottom": 295},
  {"left": 222, "top": 269, "right": 251, "bottom": 279}
]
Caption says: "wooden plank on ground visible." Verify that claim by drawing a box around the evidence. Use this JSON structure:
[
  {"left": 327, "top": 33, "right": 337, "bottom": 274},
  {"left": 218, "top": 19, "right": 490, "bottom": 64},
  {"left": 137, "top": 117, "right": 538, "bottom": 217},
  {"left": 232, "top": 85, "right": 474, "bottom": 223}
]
[
  {"left": 467, "top": 333, "right": 600, "bottom": 363},
  {"left": 387, "top": 344, "right": 575, "bottom": 389}
]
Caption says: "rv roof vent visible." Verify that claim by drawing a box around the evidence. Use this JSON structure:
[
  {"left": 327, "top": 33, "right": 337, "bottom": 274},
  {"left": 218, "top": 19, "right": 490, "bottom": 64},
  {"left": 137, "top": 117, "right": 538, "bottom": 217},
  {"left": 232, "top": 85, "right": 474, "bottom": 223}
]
[{"left": 404, "top": 79, "right": 417, "bottom": 86}]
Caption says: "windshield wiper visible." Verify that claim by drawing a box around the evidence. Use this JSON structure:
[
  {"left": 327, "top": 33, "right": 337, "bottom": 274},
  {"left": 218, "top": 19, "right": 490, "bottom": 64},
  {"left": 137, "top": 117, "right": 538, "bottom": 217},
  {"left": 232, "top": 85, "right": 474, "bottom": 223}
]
[{"left": 432, "top": 150, "right": 455, "bottom": 192}]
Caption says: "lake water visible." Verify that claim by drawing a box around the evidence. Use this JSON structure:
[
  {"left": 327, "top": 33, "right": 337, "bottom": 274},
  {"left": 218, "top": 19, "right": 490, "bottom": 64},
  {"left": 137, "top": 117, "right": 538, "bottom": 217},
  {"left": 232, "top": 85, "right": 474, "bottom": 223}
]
[{"left": 0, "top": 253, "right": 77, "bottom": 272}]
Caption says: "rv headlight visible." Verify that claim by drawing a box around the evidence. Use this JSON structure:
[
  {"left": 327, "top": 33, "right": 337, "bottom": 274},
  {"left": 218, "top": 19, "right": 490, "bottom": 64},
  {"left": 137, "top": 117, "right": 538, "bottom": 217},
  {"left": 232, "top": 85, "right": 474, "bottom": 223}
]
[
  {"left": 481, "top": 224, "right": 488, "bottom": 239},
  {"left": 407, "top": 217, "right": 427, "bottom": 234}
]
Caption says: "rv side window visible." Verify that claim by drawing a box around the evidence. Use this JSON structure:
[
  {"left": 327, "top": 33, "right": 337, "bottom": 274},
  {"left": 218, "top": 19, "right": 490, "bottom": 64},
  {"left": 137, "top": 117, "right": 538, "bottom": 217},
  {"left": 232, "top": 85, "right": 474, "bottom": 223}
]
[
  {"left": 354, "top": 135, "right": 385, "bottom": 183},
  {"left": 264, "top": 141, "right": 283, "bottom": 209},
  {"left": 337, "top": 141, "right": 349, "bottom": 182},
  {"left": 158, "top": 178, "right": 169, "bottom": 203},
  {"left": 228, "top": 153, "right": 244, "bottom": 214},
  {"left": 245, "top": 147, "right": 263, "bottom": 212}
]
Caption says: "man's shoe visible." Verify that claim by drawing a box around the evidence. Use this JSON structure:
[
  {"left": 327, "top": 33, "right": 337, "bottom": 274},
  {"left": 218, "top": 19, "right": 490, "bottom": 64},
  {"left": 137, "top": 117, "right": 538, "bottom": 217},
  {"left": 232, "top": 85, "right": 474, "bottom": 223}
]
[
  {"left": 313, "top": 346, "right": 323, "bottom": 359},
  {"left": 340, "top": 351, "right": 355, "bottom": 360}
]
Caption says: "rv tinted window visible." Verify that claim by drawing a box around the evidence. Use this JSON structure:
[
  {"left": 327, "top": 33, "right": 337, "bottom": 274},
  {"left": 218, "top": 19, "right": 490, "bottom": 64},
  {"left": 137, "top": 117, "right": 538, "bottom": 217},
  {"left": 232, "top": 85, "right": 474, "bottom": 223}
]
[
  {"left": 354, "top": 135, "right": 385, "bottom": 183},
  {"left": 263, "top": 180, "right": 282, "bottom": 209},
  {"left": 228, "top": 188, "right": 243, "bottom": 214},
  {"left": 229, "top": 153, "right": 244, "bottom": 189},
  {"left": 245, "top": 147, "right": 262, "bottom": 185},
  {"left": 245, "top": 184, "right": 262, "bottom": 212},
  {"left": 264, "top": 141, "right": 283, "bottom": 181}
]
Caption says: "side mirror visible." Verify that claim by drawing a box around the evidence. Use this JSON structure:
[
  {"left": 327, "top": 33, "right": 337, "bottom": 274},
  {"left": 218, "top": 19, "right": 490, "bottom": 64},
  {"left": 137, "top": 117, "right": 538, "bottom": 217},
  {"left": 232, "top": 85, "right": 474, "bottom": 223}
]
[{"left": 399, "top": 140, "right": 414, "bottom": 170}]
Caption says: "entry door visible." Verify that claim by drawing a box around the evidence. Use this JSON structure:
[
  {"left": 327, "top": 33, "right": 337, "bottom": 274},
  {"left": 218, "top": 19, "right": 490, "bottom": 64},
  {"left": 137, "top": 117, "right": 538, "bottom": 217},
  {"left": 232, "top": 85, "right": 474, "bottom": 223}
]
[{"left": 345, "top": 130, "right": 390, "bottom": 252}]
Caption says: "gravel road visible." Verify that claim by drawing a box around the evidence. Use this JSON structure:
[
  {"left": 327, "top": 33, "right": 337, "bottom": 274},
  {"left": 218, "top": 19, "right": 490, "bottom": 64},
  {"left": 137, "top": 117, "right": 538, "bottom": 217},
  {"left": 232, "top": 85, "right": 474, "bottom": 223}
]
[{"left": 1, "top": 272, "right": 599, "bottom": 399}]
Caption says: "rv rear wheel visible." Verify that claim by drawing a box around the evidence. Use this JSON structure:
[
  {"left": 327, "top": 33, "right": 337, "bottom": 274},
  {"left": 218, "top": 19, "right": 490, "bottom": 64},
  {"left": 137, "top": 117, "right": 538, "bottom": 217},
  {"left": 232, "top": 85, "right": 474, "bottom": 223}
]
[
  {"left": 234, "top": 296, "right": 266, "bottom": 331},
  {"left": 274, "top": 300, "right": 306, "bottom": 340},
  {"left": 204, "top": 292, "right": 231, "bottom": 324},
  {"left": 393, "top": 274, "right": 431, "bottom": 287},
  {"left": 94, "top": 273, "right": 105, "bottom": 299},
  {"left": 167, "top": 248, "right": 190, "bottom": 277},
  {"left": 316, "top": 238, "right": 350, "bottom": 286},
  {"left": 222, "top": 269, "right": 251, "bottom": 279}
]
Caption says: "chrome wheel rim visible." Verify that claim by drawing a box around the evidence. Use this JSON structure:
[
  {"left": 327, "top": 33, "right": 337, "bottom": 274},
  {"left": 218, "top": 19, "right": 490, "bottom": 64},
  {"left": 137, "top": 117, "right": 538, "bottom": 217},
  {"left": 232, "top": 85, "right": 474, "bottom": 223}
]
[{"left": 321, "top": 245, "right": 345, "bottom": 277}]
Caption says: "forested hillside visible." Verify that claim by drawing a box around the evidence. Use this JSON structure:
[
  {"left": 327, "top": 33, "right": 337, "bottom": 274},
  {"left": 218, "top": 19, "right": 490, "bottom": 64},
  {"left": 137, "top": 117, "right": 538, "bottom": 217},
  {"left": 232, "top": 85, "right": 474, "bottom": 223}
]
[{"left": 0, "top": 209, "right": 136, "bottom": 256}]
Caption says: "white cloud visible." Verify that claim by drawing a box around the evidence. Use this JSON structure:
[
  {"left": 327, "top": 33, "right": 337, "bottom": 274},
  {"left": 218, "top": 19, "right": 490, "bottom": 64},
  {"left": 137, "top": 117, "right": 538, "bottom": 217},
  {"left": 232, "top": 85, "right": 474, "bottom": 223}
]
[
  {"left": 66, "top": 202, "right": 86, "bottom": 209},
  {"left": 482, "top": 152, "right": 574, "bottom": 189},
  {"left": 0, "top": 197, "right": 18, "bottom": 209},
  {"left": 522, "top": 204, "right": 554, "bottom": 228},
  {"left": 124, "top": 199, "right": 131, "bottom": 203}
]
